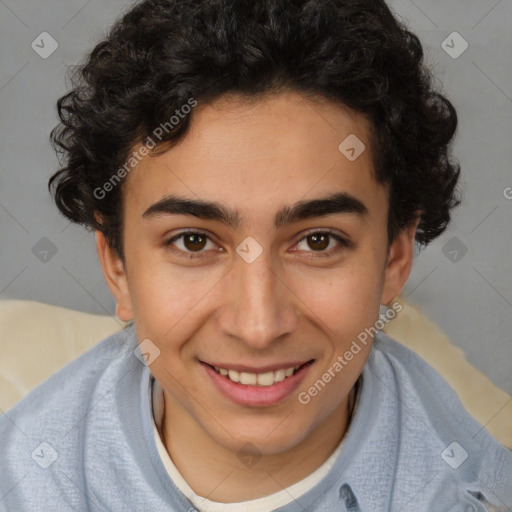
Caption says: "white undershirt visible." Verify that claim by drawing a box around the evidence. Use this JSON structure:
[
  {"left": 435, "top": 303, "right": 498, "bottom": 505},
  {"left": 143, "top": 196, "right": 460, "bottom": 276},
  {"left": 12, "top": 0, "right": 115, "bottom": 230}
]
[{"left": 150, "top": 377, "right": 359, "bottom": 512}]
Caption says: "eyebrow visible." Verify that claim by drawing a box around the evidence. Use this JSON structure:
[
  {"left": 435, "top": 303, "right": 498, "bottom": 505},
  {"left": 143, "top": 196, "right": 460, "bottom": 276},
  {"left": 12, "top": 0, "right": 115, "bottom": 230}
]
[{"left": 142, "top": 192, "right": 368, "bottom": 229}]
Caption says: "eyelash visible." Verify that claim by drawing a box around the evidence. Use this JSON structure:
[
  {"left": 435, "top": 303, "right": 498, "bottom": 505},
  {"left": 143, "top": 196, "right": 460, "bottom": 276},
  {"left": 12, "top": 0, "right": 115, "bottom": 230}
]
[{"left": 164, "top": 229, "right": 349, "bottom": 259}]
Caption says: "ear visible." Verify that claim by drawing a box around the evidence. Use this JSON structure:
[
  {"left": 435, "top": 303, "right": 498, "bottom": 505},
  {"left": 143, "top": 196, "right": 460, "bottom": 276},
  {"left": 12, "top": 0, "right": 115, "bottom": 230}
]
[
  {"left": 95, "top": 231, "right": 133, "bottom": 321},
  {"left": 380, "top": 218, "right": 420, "bottom": 306}
]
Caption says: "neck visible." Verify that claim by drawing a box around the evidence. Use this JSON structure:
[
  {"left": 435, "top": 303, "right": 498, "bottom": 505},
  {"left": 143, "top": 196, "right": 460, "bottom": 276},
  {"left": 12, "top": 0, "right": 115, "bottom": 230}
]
[{"left": 157, "top": 385, "right": 356, "bottom": 503}]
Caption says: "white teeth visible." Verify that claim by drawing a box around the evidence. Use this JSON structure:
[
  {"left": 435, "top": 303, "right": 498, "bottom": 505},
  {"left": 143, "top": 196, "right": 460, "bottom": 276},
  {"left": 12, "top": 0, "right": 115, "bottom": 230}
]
[
  {"left": 256, "top": 371, "right": 275, "bottom": 386},
  {"left": 274, "top": 369, "right": 286, "bottom": 382},
  {"left": 228, "top": 369, "right": 240, "bottom": 383},
  {"left": 213, "top": 364, "right": 304, "bottom": 386},
  {"left": 239, "top": 372, "right": 258, "bottom": 385}
]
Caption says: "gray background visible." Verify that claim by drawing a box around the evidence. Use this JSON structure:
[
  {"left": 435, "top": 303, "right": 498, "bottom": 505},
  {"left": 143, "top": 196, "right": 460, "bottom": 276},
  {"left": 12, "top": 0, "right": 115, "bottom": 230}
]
[{"left": 0, "top": 0, "right": 511, "bottom": 394}]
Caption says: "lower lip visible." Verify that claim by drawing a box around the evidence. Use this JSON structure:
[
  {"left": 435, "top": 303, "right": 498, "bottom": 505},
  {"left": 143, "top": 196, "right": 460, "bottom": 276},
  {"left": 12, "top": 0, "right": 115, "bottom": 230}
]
[{"left": 202, "top": 361, "right": 314, "bottom": 407}]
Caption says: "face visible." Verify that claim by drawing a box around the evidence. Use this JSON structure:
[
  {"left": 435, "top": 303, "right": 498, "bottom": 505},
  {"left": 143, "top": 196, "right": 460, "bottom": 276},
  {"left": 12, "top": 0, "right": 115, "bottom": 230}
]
[{"left": 97, "top": 91, "right": 415, "bottom": 456}]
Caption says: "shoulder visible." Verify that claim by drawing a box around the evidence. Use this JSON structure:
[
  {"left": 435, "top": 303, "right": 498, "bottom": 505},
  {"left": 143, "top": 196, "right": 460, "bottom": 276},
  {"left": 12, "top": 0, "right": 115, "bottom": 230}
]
[
  {"left": 1, "top": 324, "right": 138, "bottom": 424},
  {"left": 0, "top": 325, "right": 141, "bottom": 510},
  {"left": 367, "top": 332, "right": 512, "bottom": 509},
  {"left": 370, "top": 331, "right": 508, "bottom": 454}
]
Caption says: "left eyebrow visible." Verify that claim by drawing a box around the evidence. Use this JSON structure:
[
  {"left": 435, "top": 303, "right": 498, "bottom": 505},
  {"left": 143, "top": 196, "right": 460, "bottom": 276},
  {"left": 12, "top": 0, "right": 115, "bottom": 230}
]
[
  {"left": 142, "top": 192, "right": 368, "bottom": 229},
  {"left": 274, "top": 192, "right": 368, "bottom": 228}
]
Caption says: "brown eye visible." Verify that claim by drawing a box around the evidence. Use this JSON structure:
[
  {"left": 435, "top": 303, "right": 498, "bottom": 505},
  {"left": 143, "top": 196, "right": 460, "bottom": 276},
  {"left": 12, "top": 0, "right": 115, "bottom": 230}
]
[
  {"left": 294, "top": 230, "right": 349, "bottom": 256},
  {"left": 166, "top": 231, "right": 216, "bottom": 256},
  {"left": 183, "top": 233, "right": 207, "bottom": 251},
  {"left": 307, "top": 233, "right": 330, "bottom": 251}
]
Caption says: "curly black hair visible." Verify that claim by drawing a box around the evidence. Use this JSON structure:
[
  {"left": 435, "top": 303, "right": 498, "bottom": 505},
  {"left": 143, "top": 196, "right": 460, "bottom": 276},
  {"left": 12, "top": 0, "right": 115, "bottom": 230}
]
[{"left": 49, "top": 0, "right": 461, "bottom": 260}]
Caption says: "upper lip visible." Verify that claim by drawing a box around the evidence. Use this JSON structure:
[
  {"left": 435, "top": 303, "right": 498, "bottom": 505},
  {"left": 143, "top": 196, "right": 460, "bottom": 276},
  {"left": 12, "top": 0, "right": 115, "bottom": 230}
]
[{"left": 201, "top": 359, "right": 314, "bottom": 373}]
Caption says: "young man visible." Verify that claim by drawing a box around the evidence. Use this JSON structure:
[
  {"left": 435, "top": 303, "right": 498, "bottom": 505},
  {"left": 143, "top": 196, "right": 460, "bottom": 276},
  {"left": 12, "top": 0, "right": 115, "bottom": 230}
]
[{"left": 1, "top": 0, "right": 510, "bottom": 510}]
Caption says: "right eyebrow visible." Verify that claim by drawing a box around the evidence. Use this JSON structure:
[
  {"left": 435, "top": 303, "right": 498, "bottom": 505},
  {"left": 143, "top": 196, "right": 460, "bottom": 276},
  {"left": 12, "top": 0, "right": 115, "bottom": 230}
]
[
  {"left": 142, "top": 195, "right": 241, "bottom": 228},
  {"left": 142, "top": 192, "right": 368, "bottom": 229}
]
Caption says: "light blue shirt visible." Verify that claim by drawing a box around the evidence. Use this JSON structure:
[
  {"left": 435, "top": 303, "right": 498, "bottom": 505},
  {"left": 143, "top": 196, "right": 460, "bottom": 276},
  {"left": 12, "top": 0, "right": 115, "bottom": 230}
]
[{"left": 1, "top": 324, "right": 510, "bottom": 511}]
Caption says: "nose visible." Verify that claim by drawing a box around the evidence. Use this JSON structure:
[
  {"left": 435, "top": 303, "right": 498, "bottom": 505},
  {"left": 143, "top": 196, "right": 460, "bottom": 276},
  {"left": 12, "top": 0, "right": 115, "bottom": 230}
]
[{"left": 215, "top": 247, "right": 298, "bottom": 350}]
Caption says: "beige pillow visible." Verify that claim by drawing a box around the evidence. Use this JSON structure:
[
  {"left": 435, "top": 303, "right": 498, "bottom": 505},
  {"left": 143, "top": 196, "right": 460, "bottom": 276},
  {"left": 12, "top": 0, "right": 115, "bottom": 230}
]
[
  {"left": 0, "top": 300, "right": 123, "bottom": 410},
  {"left": 0, "top": 298, "right": 510, "bottom": 448},
  {"left": 384, "top": 300, "right": 511, "bottom": 449}
]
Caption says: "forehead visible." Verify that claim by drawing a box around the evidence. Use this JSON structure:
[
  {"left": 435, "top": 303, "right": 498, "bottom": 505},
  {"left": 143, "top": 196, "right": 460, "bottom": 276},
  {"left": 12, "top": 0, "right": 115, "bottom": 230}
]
[{"left": 123, "top": 91, "right": 384, "bottom": 221}]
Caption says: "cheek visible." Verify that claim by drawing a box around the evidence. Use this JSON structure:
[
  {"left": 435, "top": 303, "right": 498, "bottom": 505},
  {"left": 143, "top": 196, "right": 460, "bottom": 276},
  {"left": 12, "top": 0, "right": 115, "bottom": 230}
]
[
  {"left": 295, "top": 265, "right": 380, "bottom": 415},
  {"left": 125, "top": 245, "right": 227, "bottom": 346},
  {"left": 291, "top": 256, "right": 384, "bottom": 339}
]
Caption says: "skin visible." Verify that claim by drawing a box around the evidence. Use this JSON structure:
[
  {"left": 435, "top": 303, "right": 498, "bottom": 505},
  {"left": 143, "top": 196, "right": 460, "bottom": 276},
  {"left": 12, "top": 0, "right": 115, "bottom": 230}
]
[{"left": 96, "top": 91, "right": 418, "bottom": 502}]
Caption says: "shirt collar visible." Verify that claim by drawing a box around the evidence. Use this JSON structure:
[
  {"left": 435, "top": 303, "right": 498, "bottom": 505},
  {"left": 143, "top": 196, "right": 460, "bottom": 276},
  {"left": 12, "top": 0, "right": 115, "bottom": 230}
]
[
  {"left": 142, "top": 375, "right": 381, "bottom": 511},
  {"left": 137, "top": 330, "right": 394, "bottom": 512}
]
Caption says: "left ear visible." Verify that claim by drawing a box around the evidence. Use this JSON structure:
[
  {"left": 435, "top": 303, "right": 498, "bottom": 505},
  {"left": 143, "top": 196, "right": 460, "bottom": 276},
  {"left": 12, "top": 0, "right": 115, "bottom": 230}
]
[{"left": 380, "top": 217, "right": 420, "bottom": 306}]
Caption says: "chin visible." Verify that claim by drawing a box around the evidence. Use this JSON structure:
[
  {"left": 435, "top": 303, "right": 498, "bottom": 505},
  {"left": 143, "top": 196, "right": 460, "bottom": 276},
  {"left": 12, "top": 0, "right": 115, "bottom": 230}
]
[{"left": 210, "top": 418, "right": 308, "bottom": 456}]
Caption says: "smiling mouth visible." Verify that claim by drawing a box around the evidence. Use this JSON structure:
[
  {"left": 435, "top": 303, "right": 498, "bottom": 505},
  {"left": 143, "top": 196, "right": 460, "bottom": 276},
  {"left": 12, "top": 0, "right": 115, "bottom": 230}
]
[{"left": 203, "top": 360, "right": 314, "bottom": 387}]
